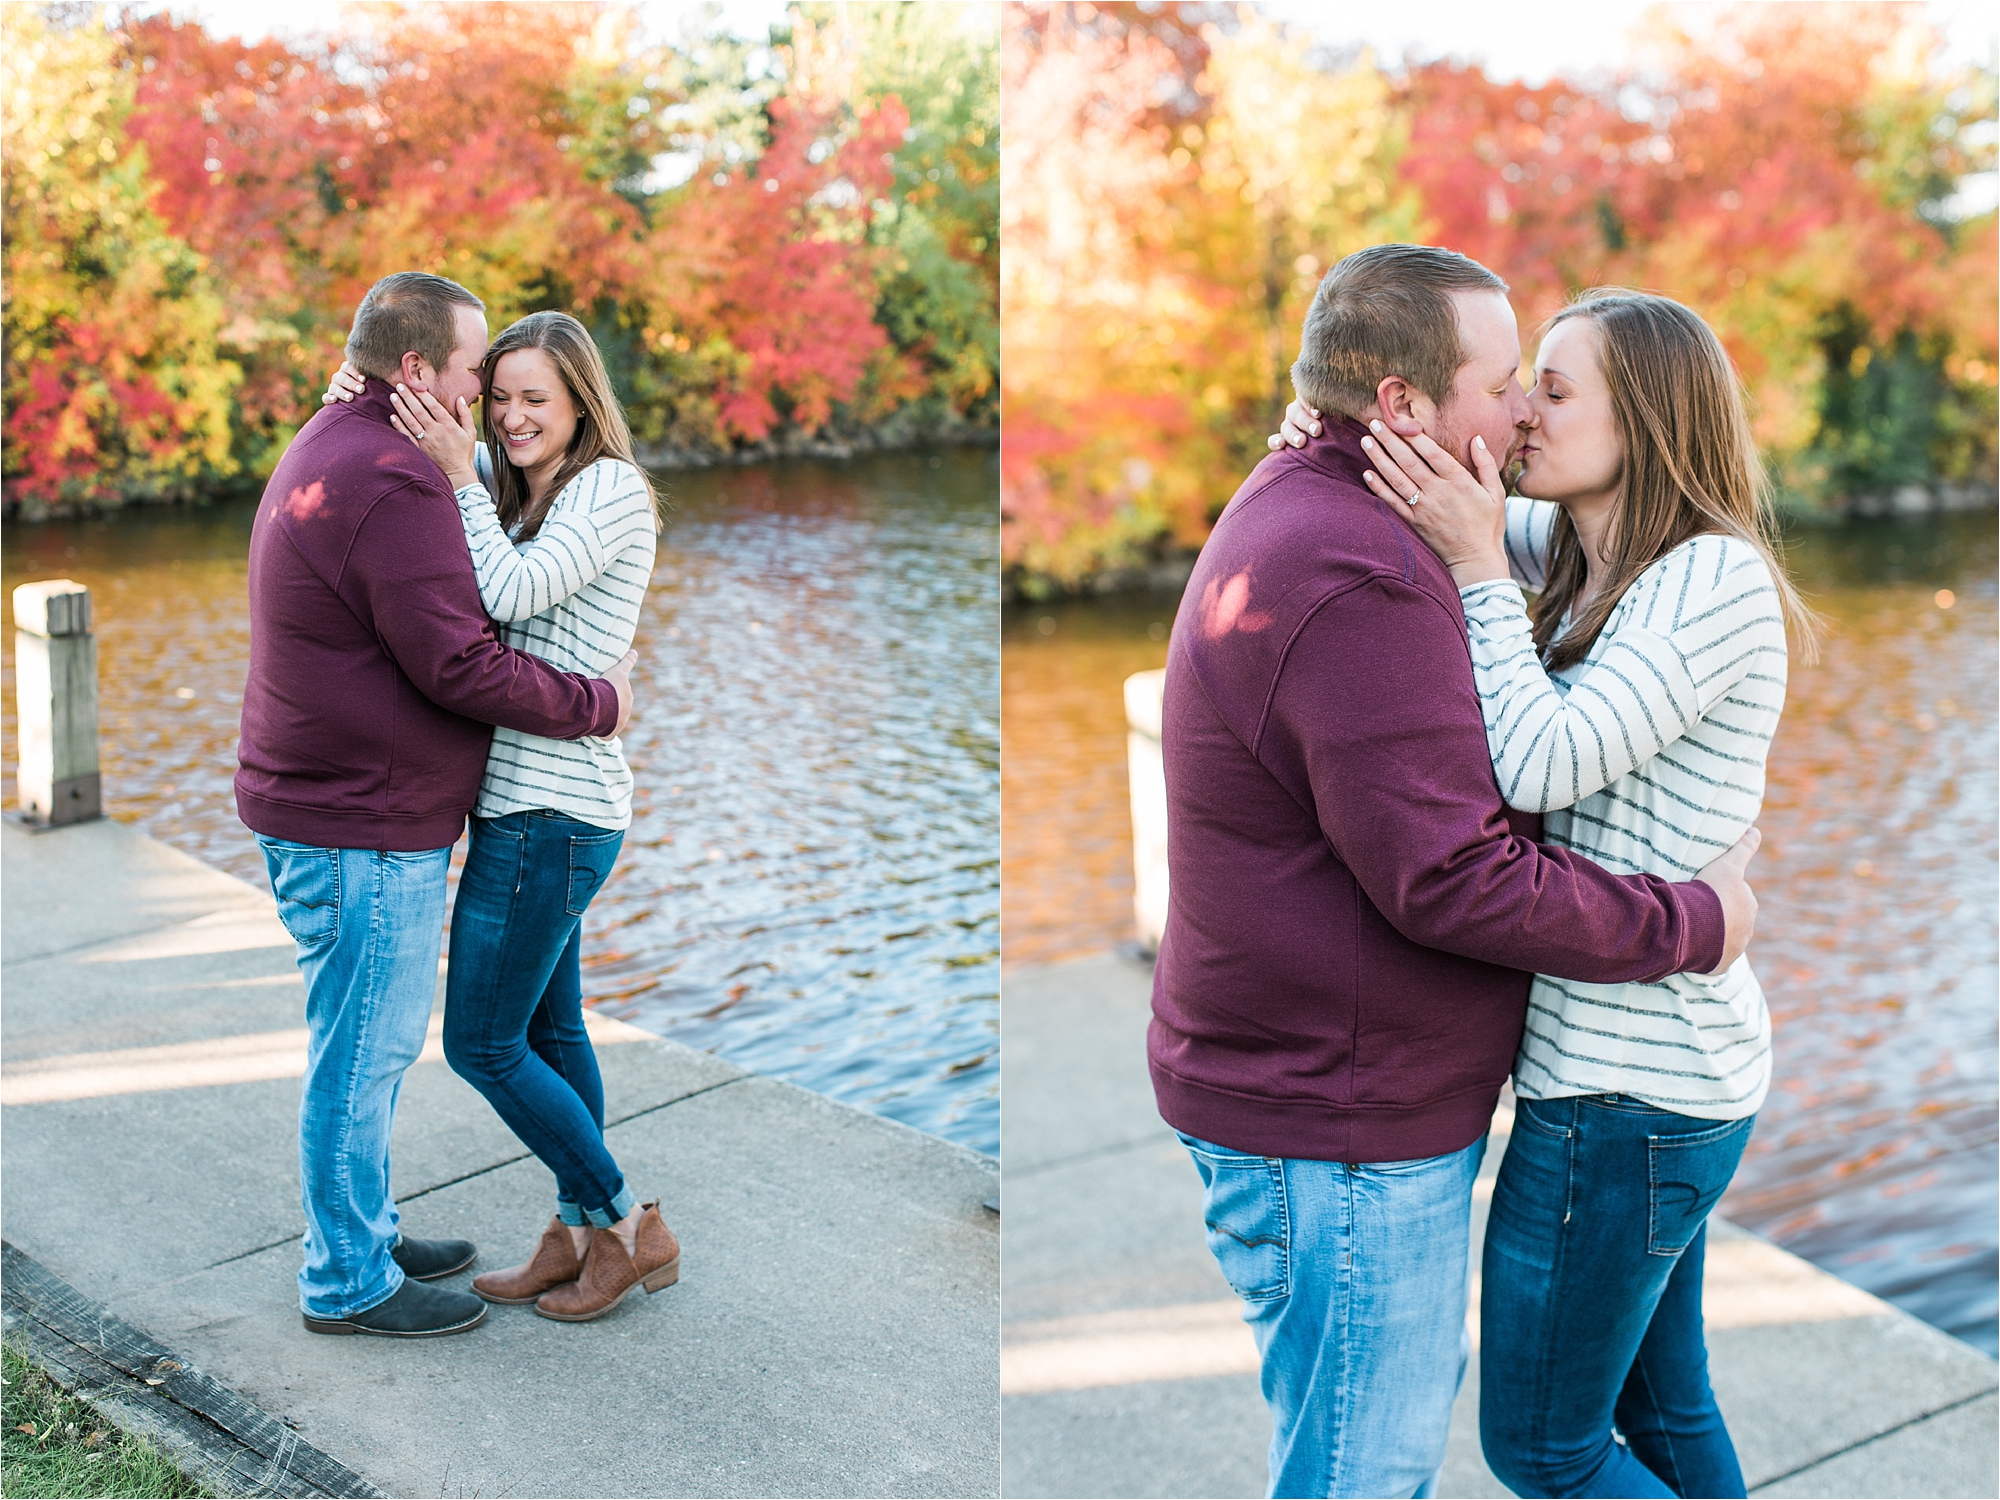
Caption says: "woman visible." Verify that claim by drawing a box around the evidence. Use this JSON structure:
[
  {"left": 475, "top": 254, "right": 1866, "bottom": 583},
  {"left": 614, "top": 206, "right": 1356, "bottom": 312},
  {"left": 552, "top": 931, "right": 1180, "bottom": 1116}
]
[
  {"left": 324, "top": 312, "right": 675, "bottom": 1322},
  {"left": 1285, "top": 289, "right": 1816, "bottom": 1497}
]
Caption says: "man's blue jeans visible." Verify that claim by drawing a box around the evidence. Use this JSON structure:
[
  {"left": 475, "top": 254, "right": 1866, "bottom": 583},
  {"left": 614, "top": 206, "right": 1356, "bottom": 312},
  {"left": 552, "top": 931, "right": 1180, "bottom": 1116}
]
[
  {"left": 442, "top": 811, "right": 634, "bottom": 1227},
  {"left": 1480, "top": 1094, "right": 1755, "bottom": 1498},
  {"left": 1181, "top": 1132, "right": 1488, "bottom": 1499},
  {"left": 258, "top": 837, "right": 452, "bottom": 1320}
]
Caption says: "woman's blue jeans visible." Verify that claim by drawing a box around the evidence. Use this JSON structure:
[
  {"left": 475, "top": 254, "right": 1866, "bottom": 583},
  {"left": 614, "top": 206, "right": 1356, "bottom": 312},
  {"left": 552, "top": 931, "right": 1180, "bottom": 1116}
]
[
  {"left": 1480, "top": 1094, "right": 1756, "bottom": 1499},
  {"left": 443, "top": 810, "right": 635, "bottom": 1228}
]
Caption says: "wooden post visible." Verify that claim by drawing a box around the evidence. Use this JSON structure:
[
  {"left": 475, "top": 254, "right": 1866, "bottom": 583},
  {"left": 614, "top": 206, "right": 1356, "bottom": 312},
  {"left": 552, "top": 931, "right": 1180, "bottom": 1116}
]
[
  {"left": 13, "top": 580, "right": 101, "bottom": 827},
  {"left": 1125, "top": 668, "right": 1168, "bottom": 956}
]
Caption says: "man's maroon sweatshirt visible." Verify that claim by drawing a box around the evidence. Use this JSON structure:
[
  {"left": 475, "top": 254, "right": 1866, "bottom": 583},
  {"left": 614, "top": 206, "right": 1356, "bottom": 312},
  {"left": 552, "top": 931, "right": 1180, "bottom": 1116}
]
[
  {"left": 1149, "top": 420, "right": 1726, "bottom": 1163},
  {"left": 235, "top": 384, "right": 618, "bottom": 851}
]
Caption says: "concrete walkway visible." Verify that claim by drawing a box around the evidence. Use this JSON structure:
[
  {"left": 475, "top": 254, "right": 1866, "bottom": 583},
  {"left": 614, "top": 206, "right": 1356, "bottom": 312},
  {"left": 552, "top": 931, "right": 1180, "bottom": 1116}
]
[
  {"left": 1001, "top": 952, "right": 1998, "bottom": 1499},
  {"left": 1, "top": 816, "right": 998, "bottom": 1498}
]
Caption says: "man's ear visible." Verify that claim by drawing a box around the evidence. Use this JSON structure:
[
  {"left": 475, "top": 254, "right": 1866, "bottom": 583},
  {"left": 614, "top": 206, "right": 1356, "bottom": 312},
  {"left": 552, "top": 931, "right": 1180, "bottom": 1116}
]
[
  {"left": 1373, "top": 375, "right": 1430, "bottom": 434},
  {"left": 397, "top": 350, "right": 430, "bottom": 389}
]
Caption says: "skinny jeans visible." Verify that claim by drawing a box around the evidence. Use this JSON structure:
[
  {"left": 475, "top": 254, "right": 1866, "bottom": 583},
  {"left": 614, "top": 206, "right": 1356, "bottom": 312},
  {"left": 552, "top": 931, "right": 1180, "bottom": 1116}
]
[
  {"left": 1480, "top": 1093, "right": 1755, "bottom": 1498},
  {"left": 443, "top": 809, "right": 635, "bottom": 1227}
]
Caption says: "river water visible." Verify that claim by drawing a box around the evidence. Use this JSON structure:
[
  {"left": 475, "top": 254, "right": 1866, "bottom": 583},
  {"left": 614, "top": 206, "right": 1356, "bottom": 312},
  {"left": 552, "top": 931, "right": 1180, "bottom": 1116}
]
[
  {"left": 1002, "top": 511, "right": 1998, "bottom": 1357},
  {"left": 2, "top": 449, "right": 999, "bottom": 1156}
]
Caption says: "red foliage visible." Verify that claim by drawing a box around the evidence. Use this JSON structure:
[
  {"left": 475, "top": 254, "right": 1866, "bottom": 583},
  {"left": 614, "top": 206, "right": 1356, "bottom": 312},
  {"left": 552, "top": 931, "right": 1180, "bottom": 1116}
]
[
  {"left": 1400, "top": 3, "right": 1987, "bottom": 351},
  {"left": 115, "top": 3, "right": 923, "bottom": 455},
  {"left": 649, "top": 95, "right": 916, "bottom": 438},
  {"left": 1398, "top": 64, "right": 1652, "bottom": 323},
  {"left": 8, "top": 319, "right": 184, "bottom": 494}
]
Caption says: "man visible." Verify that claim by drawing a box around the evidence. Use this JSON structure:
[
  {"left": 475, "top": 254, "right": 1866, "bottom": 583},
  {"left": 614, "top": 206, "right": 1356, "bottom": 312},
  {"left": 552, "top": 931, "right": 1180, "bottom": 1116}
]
[
  {"left": 237, "top": 272, "right": 636, "bottom": 1338},
  {"left": 1150, "top": 244, "right": 1761, "bottom": 1497}
]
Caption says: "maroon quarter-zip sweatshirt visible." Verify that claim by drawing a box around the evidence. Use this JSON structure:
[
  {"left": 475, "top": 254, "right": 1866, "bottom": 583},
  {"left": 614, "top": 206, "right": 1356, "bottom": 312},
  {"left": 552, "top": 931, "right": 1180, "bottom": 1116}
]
[
  {"left": 235, "top": 384, "right": 619, "bottom": 851},
  {"left": 1149, "top": 419, "right": 1725, "bottom": 1163}
]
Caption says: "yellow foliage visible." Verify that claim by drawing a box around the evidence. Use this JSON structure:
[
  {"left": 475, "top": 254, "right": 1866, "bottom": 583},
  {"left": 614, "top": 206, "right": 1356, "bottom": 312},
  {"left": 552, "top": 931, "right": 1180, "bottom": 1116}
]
[{"left": 2, "top": 6, "right": 238, "bottom": 512}]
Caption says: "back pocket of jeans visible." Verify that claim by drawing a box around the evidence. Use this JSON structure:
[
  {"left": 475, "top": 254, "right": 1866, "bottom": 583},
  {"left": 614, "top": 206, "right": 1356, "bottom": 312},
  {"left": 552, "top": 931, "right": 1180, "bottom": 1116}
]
[
  {"left": 565, "top": 830, "right": 623, "bottom": 916},
  {"left": 1182, "top": 1138, "right": 1290, "bottom": 1303},
  {"left": 1647, "top": 1115, "right": 1753, "bottom": 1256},
  {"left": 262, "top": 843, "right": 340, "bottom": 949}
]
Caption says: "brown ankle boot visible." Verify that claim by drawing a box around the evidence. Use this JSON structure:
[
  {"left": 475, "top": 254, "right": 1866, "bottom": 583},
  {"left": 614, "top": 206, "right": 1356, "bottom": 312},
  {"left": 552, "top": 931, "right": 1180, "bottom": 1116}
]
[
  {"left": 534, "top": 1203, "right": 679, "bottom": 1322},
  {"left": 471, "top": 1218, "right": 584, "bottom": 1305}
]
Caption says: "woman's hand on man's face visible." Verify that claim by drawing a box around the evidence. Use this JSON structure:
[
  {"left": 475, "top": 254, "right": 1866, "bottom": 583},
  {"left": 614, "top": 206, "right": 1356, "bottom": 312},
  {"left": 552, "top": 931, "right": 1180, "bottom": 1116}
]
[
  {"left": 389, "top": 384, "right": 480, "bottom": 490},
  {"left": 321, "top": 360, "right": 366, "bottom": 405},
  {"left": 1359, "top": 419, "right": 1511, "bottom": 589}
]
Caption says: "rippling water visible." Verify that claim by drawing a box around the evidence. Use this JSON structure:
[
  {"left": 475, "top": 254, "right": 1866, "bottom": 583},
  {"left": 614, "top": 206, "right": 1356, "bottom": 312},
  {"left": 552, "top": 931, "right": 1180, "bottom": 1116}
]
[
  {"left": 2, "top": 449, "right": 999, "bottom": 1156},
  {"left": 1001, "top": 511, "right": 1997, "bottom": 1355}
]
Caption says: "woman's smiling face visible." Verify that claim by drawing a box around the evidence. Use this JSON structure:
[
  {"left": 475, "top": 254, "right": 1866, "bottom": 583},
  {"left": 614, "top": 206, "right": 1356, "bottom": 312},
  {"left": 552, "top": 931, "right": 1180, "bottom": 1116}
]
[
  {"left": 1518, "top": 316, "right": 1623, "bottom": 508},
  {"left": 488, "top": 346, "right": 578, "bottom": 475}
]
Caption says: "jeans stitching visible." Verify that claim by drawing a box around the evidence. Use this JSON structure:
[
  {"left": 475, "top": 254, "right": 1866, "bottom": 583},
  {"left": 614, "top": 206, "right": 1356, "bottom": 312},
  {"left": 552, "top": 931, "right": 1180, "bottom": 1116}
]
[
  {"left": 267, "top": 841, "right": 342, "bottom": 949},
  {"left": 1514, "top": 1096, "right": 1574, "bottom": 1143},
  {"left": 1646, "top": 1117, "right": 1750, "bottom": 1255},
  {"left": 1627, "top": 1342, "right": 1684, "bottom": 1494},
  {"left": 1543, "top": 1116, "right": 1575, "bottom": 1484},
  {"left": 325, "top": 852, "right": 378, "bottom": 1316},
  {"left": 566, "top": 834, "right": 619, "bottom": 917},
  {"left": 1322, "top": 1162, "right": 1355, "bottom": 1499}
]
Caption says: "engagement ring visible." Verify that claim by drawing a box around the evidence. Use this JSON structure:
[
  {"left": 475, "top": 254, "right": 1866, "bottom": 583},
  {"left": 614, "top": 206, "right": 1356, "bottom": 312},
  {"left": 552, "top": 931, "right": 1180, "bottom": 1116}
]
[{"left": 1408, "top": 490, "right": 1421, "bottom": 506}]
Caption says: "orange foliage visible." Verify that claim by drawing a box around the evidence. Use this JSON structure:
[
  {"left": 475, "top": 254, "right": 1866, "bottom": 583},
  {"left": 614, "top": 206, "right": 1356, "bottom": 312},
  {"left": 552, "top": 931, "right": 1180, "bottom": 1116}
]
[
  {"left": 640, "top": 94, "right": 914, "bottom": 439},
  {"left": 1002, "top": 2, "right": 1995, "bottom": 585},
  {"left": 5, "top": 3, "right": 990, "bottom": 509},
  {"left": 1402, "top": 2, "right": 1994, "bottom": 456},
  {"left": 1002, "top": 3, "right": 1413, "bottom": 584}
]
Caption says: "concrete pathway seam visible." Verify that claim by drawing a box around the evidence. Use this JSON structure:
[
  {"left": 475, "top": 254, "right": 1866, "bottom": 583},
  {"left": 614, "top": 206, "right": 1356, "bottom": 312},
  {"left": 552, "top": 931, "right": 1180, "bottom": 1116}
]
[
  {"left": 1007, "top": 1132, "right": 1171, "bottom": 1180},
  {"left": 1745, "top": 1386, "right": 2000, "bottom": 1495},
  {"left": 393, "top": 1073, "right": 756, "bottom": 1207},
  {"left": 0, "top": 904, "right": 268, "bottom": 972},
  {"left": 1, "top": 1241, "right": 383, "bottom": 1499},
  {"left": 183, "top": 1075, "right": 759, "bottom": 1274}
]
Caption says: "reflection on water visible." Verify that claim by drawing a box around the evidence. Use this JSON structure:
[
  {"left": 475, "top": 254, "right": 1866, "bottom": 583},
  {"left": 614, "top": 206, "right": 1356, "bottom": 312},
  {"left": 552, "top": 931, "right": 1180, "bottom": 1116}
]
[
  {"left": 1001, "top": 512, "right": 1997, "bottom": 1355},
  {"left": 2, "top": 449, "right": 998, "bottom": 1156}
]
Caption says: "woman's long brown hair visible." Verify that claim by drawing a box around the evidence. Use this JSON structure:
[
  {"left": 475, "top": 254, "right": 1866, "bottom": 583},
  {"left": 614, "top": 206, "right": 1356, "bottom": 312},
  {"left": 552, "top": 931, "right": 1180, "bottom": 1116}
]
[
  {"left": 1529, "top": 289, "right": 1820, "bottom": 671},
  {"left": 478, "top": 311, "right": 661, "bottom": 542}
]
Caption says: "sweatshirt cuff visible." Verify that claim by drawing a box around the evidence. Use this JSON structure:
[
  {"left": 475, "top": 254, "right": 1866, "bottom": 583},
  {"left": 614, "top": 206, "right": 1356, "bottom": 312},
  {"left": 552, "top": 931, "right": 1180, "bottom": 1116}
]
[
  {"left": 1676, "top": 876, "right": 1727, "bottom": 975},
  {"left": 1459, "top": 578, "right": 1524, "bottom": 605},
  {"left": 587, "top": 677, "right": 621, "bottom": 738}
]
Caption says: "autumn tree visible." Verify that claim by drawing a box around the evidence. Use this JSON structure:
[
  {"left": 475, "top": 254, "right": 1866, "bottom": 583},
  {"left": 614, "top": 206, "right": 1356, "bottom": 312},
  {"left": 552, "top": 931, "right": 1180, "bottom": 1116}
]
[
  {"left": 122, "top": 3, "right": 663, "bottom": 471},
  {"left": 1001, "top": 4, "right": 1410, "bottom": 587},
  {"left": 1401, "top": 2, "right": 1996, "bottom": 502},
  {"left": 7, "top": 2, "right": 999, "bottom": 512},
  {"left": 1, "top": 5, "right": 239, "bottom": 512},
  {"left": 810, "top": 1, "right": 1001, "bottom": 423}
]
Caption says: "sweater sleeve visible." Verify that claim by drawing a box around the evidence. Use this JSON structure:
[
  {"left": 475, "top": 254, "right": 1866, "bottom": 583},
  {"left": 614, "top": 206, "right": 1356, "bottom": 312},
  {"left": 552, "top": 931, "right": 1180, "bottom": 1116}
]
[
  {"left": 1501, "top": 496, "right": 1556, "bottom": 590},
  {"left": 343, "top": 477, "right": 619, "bottom": 739},
  {"left": 1269, "top": 572, "right": 1726, "bottom": 982},
  {"left": 1459, "top": 536, "right": 1783, "bottom": 812}
]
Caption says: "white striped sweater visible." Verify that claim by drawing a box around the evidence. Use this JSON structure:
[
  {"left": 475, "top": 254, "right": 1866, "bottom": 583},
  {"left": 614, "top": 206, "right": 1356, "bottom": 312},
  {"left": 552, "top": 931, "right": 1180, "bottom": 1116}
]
[
  {"left": 454, "top": 448, "right": 657, "bottom": 831},
  {"left": 1460, "top": 499, "right": 1787, "bottom": 1120}
]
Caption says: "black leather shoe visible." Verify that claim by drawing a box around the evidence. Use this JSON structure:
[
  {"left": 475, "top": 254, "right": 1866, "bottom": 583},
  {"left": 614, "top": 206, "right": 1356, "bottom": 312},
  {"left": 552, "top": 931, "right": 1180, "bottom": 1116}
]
[
  {"left": 303, "top": 1278, "right": 487, "bottom": 1338},
  {"left": 391, "top": 1234, "right": 476, "bottom": 1280}
]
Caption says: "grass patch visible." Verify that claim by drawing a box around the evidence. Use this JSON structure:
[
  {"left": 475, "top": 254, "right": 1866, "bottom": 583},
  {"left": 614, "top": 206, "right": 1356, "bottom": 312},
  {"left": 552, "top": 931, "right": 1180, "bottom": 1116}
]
[{"left": 2, "top": 1339, "right": 212, "bottom": 1498}]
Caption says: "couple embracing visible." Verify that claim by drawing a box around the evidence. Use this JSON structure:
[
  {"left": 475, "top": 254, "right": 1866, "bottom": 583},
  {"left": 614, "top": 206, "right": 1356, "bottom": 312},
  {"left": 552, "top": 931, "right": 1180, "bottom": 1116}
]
[
  {"left": 238, "top": 271, "right": 678, "bottom": 1337},
  {"left": 1155, "top": 245, "right": 1817, "bottom": 1499}
]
